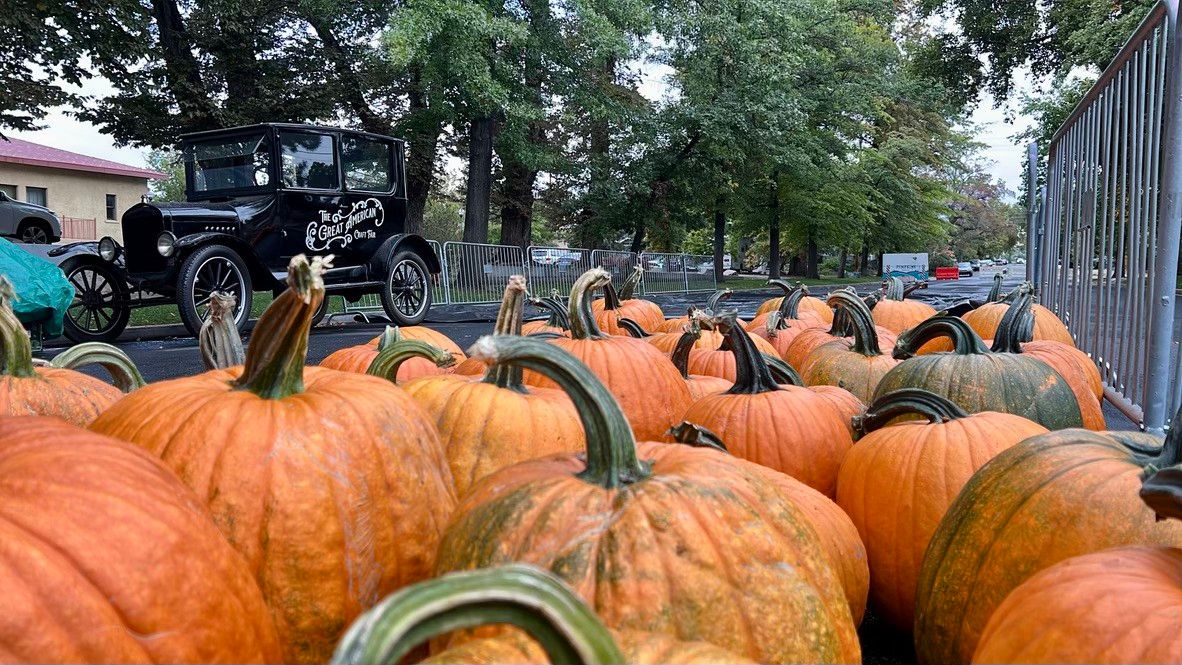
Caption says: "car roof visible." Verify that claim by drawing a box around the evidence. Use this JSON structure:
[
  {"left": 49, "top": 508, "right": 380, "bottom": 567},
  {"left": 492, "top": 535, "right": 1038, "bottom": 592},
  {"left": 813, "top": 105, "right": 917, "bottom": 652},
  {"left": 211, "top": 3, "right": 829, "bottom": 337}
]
[{"left": 180, "top": 122, "right": 404, "bottom": 145}]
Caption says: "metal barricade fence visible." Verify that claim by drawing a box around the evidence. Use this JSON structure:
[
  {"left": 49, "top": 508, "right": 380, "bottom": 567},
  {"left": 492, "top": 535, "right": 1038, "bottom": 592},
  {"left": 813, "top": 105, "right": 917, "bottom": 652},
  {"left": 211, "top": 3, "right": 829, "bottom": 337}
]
[
  {"left": 443, "top": 241, "right": 526, "bottom": 304},
  {"left": 641, "top": 252, "right": 688, "bottom": 293},
  {"left": 590, "top": 250, "right": 639, "bottom": 287},
  {"left": 342, "top": 240, "right": 447, "bottom": 317},
  {"left": 525, "top": 246, "right": 593, "bottom": 298},
  {"left": 683, "top": 254, "right": 718, "bottom": 292},
  {"left": 1031, "top": 0, "right": 1182, "bottom": 432}
]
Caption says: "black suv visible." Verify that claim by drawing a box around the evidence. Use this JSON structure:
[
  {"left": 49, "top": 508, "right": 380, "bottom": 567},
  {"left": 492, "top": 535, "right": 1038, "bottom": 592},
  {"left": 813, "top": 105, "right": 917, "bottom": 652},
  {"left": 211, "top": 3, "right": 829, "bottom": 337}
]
[{"left": 55, "top": 123, "right": 439, "bottom": 342}]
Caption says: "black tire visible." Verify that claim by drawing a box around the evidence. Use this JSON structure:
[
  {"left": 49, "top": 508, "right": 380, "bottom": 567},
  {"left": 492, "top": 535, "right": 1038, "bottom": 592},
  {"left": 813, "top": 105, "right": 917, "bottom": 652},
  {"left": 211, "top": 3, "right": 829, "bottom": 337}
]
[
  {"left": 18, "top": 220, "right": 51, "bottom": 244},
  {"left": 61, "top": 259, "right": 131, "bottom": 343},
  {"left": 380, "top": 249, "right": 432, "bottom": 326},
  {"left": 310, "top": 295, "right": 329, "bottom": 328},
  {"left": 177, "top": 244, "right": 253, "bottom": 338}
]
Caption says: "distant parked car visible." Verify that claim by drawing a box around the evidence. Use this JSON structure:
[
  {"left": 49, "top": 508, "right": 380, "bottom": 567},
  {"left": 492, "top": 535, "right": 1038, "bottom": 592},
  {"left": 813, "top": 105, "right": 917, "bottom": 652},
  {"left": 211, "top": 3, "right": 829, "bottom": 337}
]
[
  {"left": 996, "top": 258, "right": 1008, "bottom": 266},
  {"left": 980, "top": 259, "right": 994, "bottom": 267},
  {"left": 970, "top": 260, "right": 981, "bottom": 271},
  {"left": 0, "top": 190, "right": 61, "bottom": 244},
  {"left": 958, "top": 261, "right": 973, "bottom": 276}
]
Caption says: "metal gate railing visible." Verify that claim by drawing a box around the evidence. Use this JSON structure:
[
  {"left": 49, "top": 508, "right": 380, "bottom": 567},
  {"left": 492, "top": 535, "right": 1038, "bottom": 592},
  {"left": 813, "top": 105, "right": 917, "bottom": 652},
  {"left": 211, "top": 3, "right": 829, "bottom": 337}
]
[
  {"left": 641, "top": 252, "right": 688, "bottom": 293},
  {"left": 343, "top": 240, "right": 446, "bottom": 317},
  {"left": 443, "top": 241, "right": 526, "bottom": 304},
  {"left": 1031, "top": 0, "right": 1182, "bottom": 432},
  {"left": 590, "top": 250, "right": 639, "bottom": 287},
  {"left": 526, "top": 246, "right": 592, "bottom": 297},
  {"left": 683, "top": 254, "right": 717, "bottom": 291}
]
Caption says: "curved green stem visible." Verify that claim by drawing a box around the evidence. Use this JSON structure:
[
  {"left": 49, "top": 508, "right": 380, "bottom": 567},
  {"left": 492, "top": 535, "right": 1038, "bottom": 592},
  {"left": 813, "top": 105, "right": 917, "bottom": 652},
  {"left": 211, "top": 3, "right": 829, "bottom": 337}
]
[
  {"left": 602, "top": 282, "right": 622, "bottom": 312},
  {"left": 668, "top": 422, "right": 729, "bottom": 453},
  {"left": 467, "top": 335, "right": 650, "bottom": 488},
  {"left": 671, "top": 328, "right": 700, "bottom": 379},
  {"left": 198, "top": 291, "right": 244, "bottom": 370},
  {"left": 50, "top": 342, "right": 146, "bottom": 392},
  {"left": 233, "top": 254, "right": 329, "bottom": 399},
  {"left": 706, "top": 288, "right": 733, "bottom": 312},
  {"left": 892, "top": 315, "right": 991, "bottom": 360},
  {"left": 853, "top": 388, "right": 969, "bottom": 436},
  {"left": 987, "top": 271, "right": 1004, "bottom": 302},
  {"left": 617, "top": 318, "right": 649, "bottom": 338},
  {"left": 367, "top": 339, "right": 456, "bottom": 385},
  {"left": 529, "top": 295, "right": 570, "bottom": 330},
  {"left": 884, "top": 276, "right": 905, "bottom": 301},
  {"left": 828, "top": 290, "right": 882, "bottom": 357},
  {"left": 618, "top": 265, "right": 644, "bottom": 300},
  {"left": 903, "top": 280, "right": 927, "bottom": 298},
  {"left": 773, "top": 283, "right": 807, "bottom": 326},
  {"left": 767, "top": 278, "right": 794, "bottom": 295},
  {"left": 568, "top": 269, "right": 611, "bottom": 341},
  {"left": 763, "top": 353, "right": 804, "bottom": 386},
  {"left": 990, "top": 288, "right": 1035, "bottom": 354},
  {"left": 716, "top": 313, "right": 780, "bottom": 395},
  {"left": 330, "top": 564, "right": 624, "bottom": 665},
  {"left": 0, "top": 276, "right": 34, "bottom": 378}
]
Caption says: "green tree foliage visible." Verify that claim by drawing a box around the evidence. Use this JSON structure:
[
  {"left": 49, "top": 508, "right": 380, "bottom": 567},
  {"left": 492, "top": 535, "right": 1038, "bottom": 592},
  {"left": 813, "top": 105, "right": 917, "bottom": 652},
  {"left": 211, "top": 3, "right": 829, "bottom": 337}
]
[{"left": 146, "top": 150, "right": 186, "bottom": 202}]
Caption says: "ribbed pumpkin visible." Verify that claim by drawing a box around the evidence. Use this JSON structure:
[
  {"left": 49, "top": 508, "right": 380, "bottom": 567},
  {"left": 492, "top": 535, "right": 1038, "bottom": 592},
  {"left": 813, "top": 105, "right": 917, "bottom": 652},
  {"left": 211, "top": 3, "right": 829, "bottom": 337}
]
[
  {"left": 749, "top": 285, "right": 827, "bottom": 358},
  {"left": 835, "top": 390, "right": 1048, "bottom": 631},
  {"left": 590, "top": 283, "right": 637, "bottom": 336},
  {"left": 0, "top": 416, "right": 280, "bottom": 663},
  {"left": 648, "top": 309, "right": 779, "bottom": 358},
  {"left": 657, "top": 289, "right": 740, "bottom": 332},
  {"left": 783, "top": 290, "right": 896, "bottom": 371},
  {"left": 964, "top": 282, "right": 1073, "bottom": 346},
  {"left": 320, "top": 324, "right": 465, "bottom": 380},
  {"left": 668, "top": 422, "right": 869, "bottom": 624},
  {"left": 913, "top": 417, "right": 1182, "bottom": 664},
  {"left": 872, "top": 277, "right": 937, "bottom": 334},
  {"left": 762, "top": 355, "right": 864, "bottom": 438},
  {"left": 670, "top": 327, "right": 733, "bottom": 400},
  {"left": 0, "top": 276, "right": 144, "bottom": 425},
  {"left": 801, "top": 290, "right": 901, "bottom": 401},
  {"left": 680, "top": 314, "right": 855, "bottom": 496},
  {"left": 747, "top": 283, "right": 824, "bottom": 332},
  {"left": 672, "top": 318, "right": 781, "bottom": 382},
  {"left": 90, "top": 256, "right": 457, "bottom": 664},
  {"left": 1022, "top": 339, "right": 1102, "bottom": 398},
  {"left": 394, "top": 277, "right": 584, "bottom": 497},
  {"left": 522, "top": 293, "right": 571, "bottom": 337},
  {"left": 436, "top": 335, "right": 861, "bottom": 664},
  {"left": 876, "top": 296, "right": 1084, "bottom": 430},
  {"left": 755, "top": 278, "right": 834, "bottom": 322},
  {"left": 523, "top": 268, "right": 692, "bottom": 441},
  {"left": 589, "top": 266, "right": 665, "bottom": 331},
  {"left": 333, "top": 565, "right": 755, "bottom": 665}
]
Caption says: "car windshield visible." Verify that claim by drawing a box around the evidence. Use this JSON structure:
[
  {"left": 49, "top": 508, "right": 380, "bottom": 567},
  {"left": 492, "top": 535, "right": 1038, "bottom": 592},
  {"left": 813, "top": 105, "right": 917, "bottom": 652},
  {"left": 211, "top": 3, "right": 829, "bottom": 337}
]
[{"left": 186, "top": 132, "right": 273, "bottom": 193}]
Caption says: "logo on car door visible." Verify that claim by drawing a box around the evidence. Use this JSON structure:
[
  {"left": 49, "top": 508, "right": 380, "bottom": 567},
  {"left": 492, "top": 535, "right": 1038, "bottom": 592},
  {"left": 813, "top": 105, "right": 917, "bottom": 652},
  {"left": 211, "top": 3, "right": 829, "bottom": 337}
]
[{"left": 306, "top": 198, "right": 385, "bottom": 251}]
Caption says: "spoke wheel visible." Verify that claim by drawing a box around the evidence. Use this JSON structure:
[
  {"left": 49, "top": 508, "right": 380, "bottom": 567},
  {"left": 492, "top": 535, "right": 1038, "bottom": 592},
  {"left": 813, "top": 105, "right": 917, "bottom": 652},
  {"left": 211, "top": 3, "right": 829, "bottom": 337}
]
[
  {"left": 61, "top": 261, "right": 131, "bottom": 343},
  {"left": 177, "top": 245, "right": 253, "bottom": 338},
  {"left": 21, "top": 224, "right": 49, "bottom": 244},
  {"left": 380, "top": 250, "right": 432, "bottom": 326},
  {"left": 193, "top": 257, "right": 247, "bottom": 323}
]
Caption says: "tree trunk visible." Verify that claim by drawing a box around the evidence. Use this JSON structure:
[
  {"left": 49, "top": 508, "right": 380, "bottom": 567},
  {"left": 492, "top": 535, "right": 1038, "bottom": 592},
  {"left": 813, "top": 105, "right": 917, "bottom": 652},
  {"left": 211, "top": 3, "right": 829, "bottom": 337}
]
[
  {"left": 806, "top": 232, "right": 819, "bottom": 279},
  {"left": 837, "top": 247, "right": 847, "bottom": 278},
  {"left": 714, "top": 201, "right": 727, "bottom": 283},
  {"left": 859, "top": 240, "right": 870, "bottom": 277},
  {"left": 576, "top": 60, "right": 614, "bottom": 250},
  {"left": 876, "top": 251, "right": 884, "bottom": 277},
  {"left": 768, "top": 172, "right": 781, "bottom": 280},
  {"left": 499, "top": 156, "right": 537, "bottom": 248},
  {"left": 788, "top": 250, "right": 804, "bottom": 276},
  {"left": 149, "top": 0, "right": 218, "bottom": 130},
  {"left": 403, "top": 67, "right": 440, "bottom": 237},
  {"left": 463, "top": 116, "right": 496, "bottom": 244}
]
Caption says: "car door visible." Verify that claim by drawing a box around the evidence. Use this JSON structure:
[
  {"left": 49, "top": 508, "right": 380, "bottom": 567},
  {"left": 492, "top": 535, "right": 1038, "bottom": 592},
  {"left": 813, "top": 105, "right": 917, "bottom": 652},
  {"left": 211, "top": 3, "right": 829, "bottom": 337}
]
[{"left": 0, "top": 192, "right": 14, "bottom": 236}]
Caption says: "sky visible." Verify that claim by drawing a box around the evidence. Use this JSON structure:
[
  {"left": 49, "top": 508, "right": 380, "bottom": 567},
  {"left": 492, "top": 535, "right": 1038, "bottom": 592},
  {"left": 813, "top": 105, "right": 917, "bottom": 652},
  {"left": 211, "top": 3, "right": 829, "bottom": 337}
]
[{"left": 8, "top": 62, "right": 1038, "bottom": 198}]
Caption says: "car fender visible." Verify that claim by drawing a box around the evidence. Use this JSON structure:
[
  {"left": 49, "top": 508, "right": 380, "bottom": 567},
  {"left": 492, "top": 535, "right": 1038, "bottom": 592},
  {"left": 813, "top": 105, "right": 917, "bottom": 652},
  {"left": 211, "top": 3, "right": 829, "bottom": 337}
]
[
  {"left": 372, "top": 234, "right": 441, "bottom": 275},
  {"left": 174, "top": 232, "right": 277, "bottom": 289}
]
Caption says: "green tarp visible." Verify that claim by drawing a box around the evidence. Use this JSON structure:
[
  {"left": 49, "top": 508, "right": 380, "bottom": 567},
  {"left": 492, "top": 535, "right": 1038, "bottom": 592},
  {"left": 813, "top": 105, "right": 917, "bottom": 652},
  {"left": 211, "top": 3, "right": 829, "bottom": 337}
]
[{"left": 0, "top": 238, "right": 74, "bottom": 337}]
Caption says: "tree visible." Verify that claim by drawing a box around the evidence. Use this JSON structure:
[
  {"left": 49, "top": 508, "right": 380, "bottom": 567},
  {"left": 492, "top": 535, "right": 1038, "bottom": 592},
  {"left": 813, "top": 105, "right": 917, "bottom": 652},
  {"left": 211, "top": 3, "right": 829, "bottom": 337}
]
[{"left": 146, "top": 149, "right": 186, "bottom": 202}]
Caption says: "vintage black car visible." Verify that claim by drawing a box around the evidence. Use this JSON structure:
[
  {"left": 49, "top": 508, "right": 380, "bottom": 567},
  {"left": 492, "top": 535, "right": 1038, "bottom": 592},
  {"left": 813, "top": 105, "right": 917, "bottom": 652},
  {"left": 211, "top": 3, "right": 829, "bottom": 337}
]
[{"left": 55, "top": 123, "right": 439, "bottom": 342}]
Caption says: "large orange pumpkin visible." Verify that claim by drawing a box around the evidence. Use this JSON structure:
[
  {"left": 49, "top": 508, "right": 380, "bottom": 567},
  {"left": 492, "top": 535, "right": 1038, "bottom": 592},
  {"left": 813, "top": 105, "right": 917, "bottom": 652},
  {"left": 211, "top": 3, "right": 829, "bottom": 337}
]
[
  {"left": 90, "top": 256, "right": 457, "bottom": 664},
  {"left": 524, "top": 268, "right": 692, "bottom": 441},
  {"left": 913, "top": 418, "right": 1182, "bottom": 664},
  {"left": 589, "top": 266, "right": 665, "bottom": 331},
  {"left": 872, "top": 277, "right": 937, "bottom": 334},
  {"left": 748, "top": 285, "right": 827, "bottom": 358},
  {"left": 801, "top": 290, "right": 900, "bottom": 401},
  {"left": 436, "top": 335, "right": 861, "bottom": 664},
  {"left": 761, "top": 355, "right": 864, "bottom": 438},
  {"left": 783, "top": 290, "right": 896, "bottom": 371},
  {"left": 394, "top": 277, "right": 584, "bottom": 497},
  {"left": 0, "top": 277, "right": 144, "bottom": 425},
  {"left": 835, "top": 389, "right": 1048, "bottom": 631},
  {"left": 755, "top": 278, "right": 834, "bottom": 322},
  {"left": 680, "top": 314, "right": 854, "bottom": 496},
  {"left": 965, "top": 283, "right": 1073, "bottom": 346},
  {"left": 747, "top": 283, "right": 824, "bottom": 332},
  {"left": 320, "top": 324, "right": 465, "bottom": 380},
  {"left": 0, "top": 416, "right": 280, "bottom": 663}
]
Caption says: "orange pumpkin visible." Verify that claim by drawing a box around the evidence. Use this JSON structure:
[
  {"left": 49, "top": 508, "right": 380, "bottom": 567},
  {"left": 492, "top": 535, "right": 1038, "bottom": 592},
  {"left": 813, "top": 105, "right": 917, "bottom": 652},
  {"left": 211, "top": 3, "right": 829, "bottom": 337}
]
[
  {"left": 755, "top": 278, "right": 834, "bottom": 322},
  {"left": 748, "top": 285, "right": 827, "bottom": 358},
  {"left": 680, "top": 314, "right": 854, "bottom": 496},
  {"left": 921, "top": 281, "right": 1073, "bottom": 354},
  {"left": 589, "top": 266, "right": 665, "bottom": 331},
  {"left": 801, "top": 290, "right": 900, "bottom": 401},
  {"left": 0, "top": 416, "right": 280, "bottom": 663},
  {"left": 524, "top": 268, "right": 692, "bottom": 441},
  {"left": 747, "top": 283, "right": 825, "bottom": 332},
  {"left": 913, "top": 417, "right": 1182, "bottom": 664},
  {"left": 669, "top": 328, "right": 733, "bottom": 400},
  {"left": 835, "top": 389, "right": 1048, "bottom": 631},
  {"left": 437, "top": 335, "right": 861, "bottom": 664},
  {"left": 394, "top": 277, "right": 585, "bottom": 497},
  {"left": 809, "top": 385, "right": 865, "bottom": 436},
  {"left": 90, "top": 256, "right": 457, "bottom": 664},
  {"left": 1022, "top": 339, "right": 1102, "bottom": 398},
  {"left": 872, "top": 277, "right": 937, "bottom": 334},
  {"left": 0, "top": 276, "right": 144, "bottom": 425},
  {"left": 320, "top": 324, "right": 465, "bottom": 380}
]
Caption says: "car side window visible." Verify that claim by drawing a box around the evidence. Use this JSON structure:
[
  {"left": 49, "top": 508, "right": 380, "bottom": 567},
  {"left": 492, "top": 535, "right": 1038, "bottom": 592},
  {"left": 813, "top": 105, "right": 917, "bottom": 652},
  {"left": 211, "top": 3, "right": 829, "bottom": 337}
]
[
  {"left": 341, "top": 137, "right": 393, "bottom": 192},
  {"left": 280, "top": 132, "right": 339, "bottom": 190}
]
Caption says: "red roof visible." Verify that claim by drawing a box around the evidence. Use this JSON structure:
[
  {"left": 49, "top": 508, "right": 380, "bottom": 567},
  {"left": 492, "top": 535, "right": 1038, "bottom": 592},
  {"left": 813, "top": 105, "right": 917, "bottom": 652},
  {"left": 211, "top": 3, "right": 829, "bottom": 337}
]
[{"left": 0, "top": 137, "right": 166, "bottom": 180}]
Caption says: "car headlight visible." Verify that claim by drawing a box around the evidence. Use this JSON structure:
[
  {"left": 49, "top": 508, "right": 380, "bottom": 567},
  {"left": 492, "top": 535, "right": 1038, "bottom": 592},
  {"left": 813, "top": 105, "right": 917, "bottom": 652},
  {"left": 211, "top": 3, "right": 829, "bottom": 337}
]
[
  {"left": 156, "top": 231, "right": 177, "bottom": 257},
  {"left": 98, "top": 236, "right": 119, "bottom": 262}
]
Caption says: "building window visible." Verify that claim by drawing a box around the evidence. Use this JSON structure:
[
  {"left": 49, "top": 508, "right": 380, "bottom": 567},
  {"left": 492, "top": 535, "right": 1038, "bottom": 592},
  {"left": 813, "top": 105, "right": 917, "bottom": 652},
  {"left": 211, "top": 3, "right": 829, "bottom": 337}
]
[
  {"left": 0, "top": 184, "right": 15, "bottom": 199},
  {"left": 106, "top": 194, "right": 117, "bottom": 220},
  {"left": 279, "top": 131, "right": 338, "bottom": 190},
  {"left": 25, "top": 187, "right": 47, "bottom": 207}
]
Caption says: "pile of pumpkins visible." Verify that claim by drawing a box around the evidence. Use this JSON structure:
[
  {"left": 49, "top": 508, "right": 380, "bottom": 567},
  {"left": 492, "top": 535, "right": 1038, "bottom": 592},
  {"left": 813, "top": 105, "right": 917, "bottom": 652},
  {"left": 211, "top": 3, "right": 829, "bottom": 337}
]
[{"left": 2, "top": 257, "right": 1181, "bottom": 665}]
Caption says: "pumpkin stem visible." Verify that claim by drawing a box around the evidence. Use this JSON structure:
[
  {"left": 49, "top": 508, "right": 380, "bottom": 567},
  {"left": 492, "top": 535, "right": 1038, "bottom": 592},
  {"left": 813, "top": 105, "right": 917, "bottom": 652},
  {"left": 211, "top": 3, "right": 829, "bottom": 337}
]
[
  {"left": 0, "top": 276, "right": 35, "bottom": 378},
  {"left": 1001, "top": 280, "right": 1032, "bottom": 304},
  {"left": 199, "top": 291, "right": 245, "bottom": 370},
  {"left": 715, "top": 312, "right": 780, "bottom": 395},
  {"left": 828, "top": 289, "right": 882, "bottom": 357},
  {"left": 903, "top": 280, "right": 927, "bottom": 298},
  {"left": 602, "top": 282, "right": 622, "bottom": 312},
  {"left": 486, "top": 276, "right": 529, "bottom": 389},
  {"left": 773, "top": 283, "right": 807, "bottom": 326},
  {"left": 671, "top": 327, "right": 700, "bottom": 379},
  {"left": 617, "top": 318, "right": 650, "bottom": 338},
  {"left": 568, "top": 269, "right": 611, "bottom": 341},
  {"left": 330, "top": 564, "right": 624, "bottom": 665},
  {"left": 762, "top": 353, "right": 805, "bottom": 386},
  {"left": 853, "top": 388, "right": 970, "bottom": 436},
  {"left": 617, "top": 265, "right": 644, "bottom": 300},
  {"left": 892, "top": 315, "right": 991, "bottom": 360},
  {"left": 987, "top": 271, "right": 1005, "bottom": 302},
  {"left": 990, "top": 287, "right": 1035, "bottom": 354},
  {"left": 468, "top": 335, "right": 651, "bottom": 488},
  {"left": 50, "top": 342, "right": 146, "bottom": 392},
  {"left": 529, "top": 294, "right": 570, "bottom": 331},
  {"left": 668, "top": 422, "right": 729, "bottom": 453},
  {"left": 705, "top": 288, "right": 733, "bottom": 312},
  {"left": 1141, "top": 403, "right": 1182, "bottom": 519},
  {"left": 884, "top": 276, "right": 906, "bottom": 301},
  {"left": 367, "top": 339, "right": 456, "bottom": 384},
  {"left": 767, "top": 278, "right": 794, "bottom": 295},
  {"left": 233, "top": 254, "right": 330, "bottom": 399}
]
